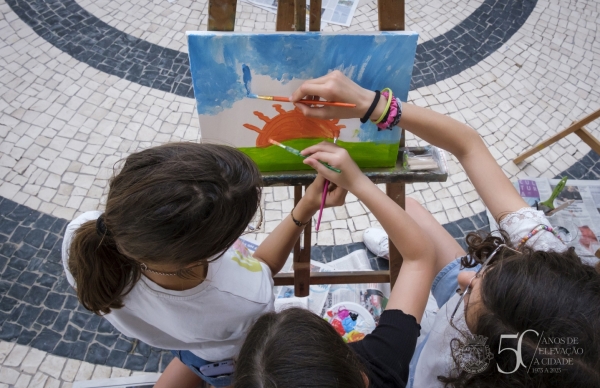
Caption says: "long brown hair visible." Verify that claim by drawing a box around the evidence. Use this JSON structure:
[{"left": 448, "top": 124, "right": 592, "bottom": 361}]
[
  {"left": 441, "top": 231, "right": 600, "bottom": 386},
  {"left": 68, "top": 143, "right": 262, "bottom": 315}
]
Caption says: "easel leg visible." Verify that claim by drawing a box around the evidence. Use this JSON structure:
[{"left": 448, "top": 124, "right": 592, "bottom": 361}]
[
  {"left": 293, "top": 186, "right": 311, "bottom": 296},
  {"left": 208, "top": 0, "right": 237, "bottom": 31},
  {"left": 294, "top": 0, "right": 306, "bottom": 31},
  {"left": 386, "top": 182, "right": 405, "bottom": 287},
  {"left": 309, "top": 0, "right": 322, "bottom": 31},
  {"left": 276, "top": 0, "right": 296, "bottom": 31}
]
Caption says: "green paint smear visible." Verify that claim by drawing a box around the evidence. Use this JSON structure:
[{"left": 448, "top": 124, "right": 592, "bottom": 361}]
[{"left": 239, "top": 138, "right": 399, "bottom": 172}]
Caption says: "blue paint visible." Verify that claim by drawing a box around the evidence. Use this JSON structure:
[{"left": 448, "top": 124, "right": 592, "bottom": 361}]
[
  {"left": 342, "top": 317, "right": 356, "bottom": 332},
  {"left": 242, "top": 64, "right": 257, "bottom": 98},
  {"left": 358, "top": 121, "right": 401, "bottom": 143},
  {"left": 187, "top": 32, "right": 418, "bottom": 118}
]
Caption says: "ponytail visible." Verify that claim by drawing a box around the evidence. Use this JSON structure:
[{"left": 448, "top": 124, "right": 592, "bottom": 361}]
[
  {"left": 67, "top": 143, "right": 262, "bottom": 315},
  {"left": 68, "top": 220, "right": 140, "bottom": 315}
]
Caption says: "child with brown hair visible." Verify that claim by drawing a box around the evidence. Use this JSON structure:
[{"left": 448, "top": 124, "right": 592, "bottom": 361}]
[
  {"left": 62, "top": 142, "right": 346, "bottom": 387},
  {"left": 233, "top": 71, "right": 600, "bottom": 388}
]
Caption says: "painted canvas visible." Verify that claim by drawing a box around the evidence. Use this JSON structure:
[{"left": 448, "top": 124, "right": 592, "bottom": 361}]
[{"left": 187, "top": 32, "right": 418, "bottom": 172}]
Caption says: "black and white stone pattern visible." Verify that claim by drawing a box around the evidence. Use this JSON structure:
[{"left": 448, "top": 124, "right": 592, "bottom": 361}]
[
  {"left": 1, "top": 150, "right": 598, "bottom": 372},
  {"left": 6, "top": 0, "right": 537, "bottom": 98}
]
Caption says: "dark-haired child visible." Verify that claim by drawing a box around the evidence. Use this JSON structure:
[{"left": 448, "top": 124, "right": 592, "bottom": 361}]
[
  {"left": 61, "top": 142, "right": 346, "bottom": 387},
  {"left": 234, "top": 71, "right": 600, "bottom": 388},
  {"left": 235, "top": 134, "right": 437, "bottom": 388}
]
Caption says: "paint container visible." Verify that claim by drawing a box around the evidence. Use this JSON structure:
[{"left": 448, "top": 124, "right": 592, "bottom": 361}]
[{"left": 323, "top": 302, "right": 376, "bottom": 343}]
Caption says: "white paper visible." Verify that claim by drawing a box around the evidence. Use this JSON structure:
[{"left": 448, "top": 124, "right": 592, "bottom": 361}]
[{"left": 487, "top": 177, "right": 600, "bottom": 259}]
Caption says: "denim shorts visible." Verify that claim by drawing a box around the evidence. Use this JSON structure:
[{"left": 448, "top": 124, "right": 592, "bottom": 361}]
[
  {"left": 407, "top": 256, "right": 481, "bottom": 388},
  {"left": 170, "top": 350, "right": 233, "bottom": 387}
]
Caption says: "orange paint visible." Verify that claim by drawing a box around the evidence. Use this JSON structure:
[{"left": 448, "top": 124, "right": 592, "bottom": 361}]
[{"left": 243, "top": 104, "right": 346, "bottom": 147}]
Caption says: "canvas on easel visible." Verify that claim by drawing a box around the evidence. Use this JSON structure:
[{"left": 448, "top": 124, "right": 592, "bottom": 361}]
[{"left": 187, "top": 31, "right": 418, "bottom": 172}]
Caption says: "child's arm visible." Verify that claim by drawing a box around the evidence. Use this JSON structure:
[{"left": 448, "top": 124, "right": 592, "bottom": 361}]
[
  {"left": 253, "top": 175, "right": 347, "bottom": 275},
  {"left": 397, "top": 104, "right": 528, "bottom": 221},
  {"left": 302, "top": 143, "right": 436, "bottom": 322},
  {"left": 291, "top": 71, "right": 528, "bottom": 222}
]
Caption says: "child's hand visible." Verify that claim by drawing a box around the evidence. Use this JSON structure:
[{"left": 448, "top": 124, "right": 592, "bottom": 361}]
[
  {"left": 303, "top": 174, "right": 348, "bottom": 211},
  {"left": 301, "top": 142, "right": 369, "bottom": 193},
  {"left": 290, "top": 70, "right": 386, "bottom": 121}
]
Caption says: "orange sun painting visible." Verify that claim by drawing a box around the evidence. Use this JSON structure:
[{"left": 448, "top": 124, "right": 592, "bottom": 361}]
[
  {"left": 188, "top": 32, "right": 418, "bottom": 172},
  {"left": 243, "top": 104, "right": 346, "bottom": 147}
]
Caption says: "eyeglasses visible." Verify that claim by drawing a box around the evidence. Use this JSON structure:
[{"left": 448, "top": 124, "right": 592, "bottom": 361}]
[{"left": 450, "top": 244, "right": 520, "bottom": 325}]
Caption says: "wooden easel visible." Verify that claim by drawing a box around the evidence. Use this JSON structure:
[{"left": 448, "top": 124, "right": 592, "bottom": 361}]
[
  {"left": 514, "top": 108, "right": 600, "bottom": 164},
  {"left": 207, "top": 0, "right": 446, "bottom": 296}
]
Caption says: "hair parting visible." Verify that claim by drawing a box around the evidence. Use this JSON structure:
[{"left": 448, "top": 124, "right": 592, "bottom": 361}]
[{"left": 234, "top": 308, "right": 367, "bottom": 388}]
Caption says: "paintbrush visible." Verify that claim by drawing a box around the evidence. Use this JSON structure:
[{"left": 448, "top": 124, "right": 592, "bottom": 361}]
[
  {"left": 250, "top": 94, "right": 356, "bottom": 108},
  {"left": 242, "top": 64, "right": 355, "bottom": 108},
  {"left": 268, "top": 139, "right": 341, "bottom": 173},
  {"left": 316, "top": 137, "right": 338, "bottom": 232},
  {"left": 537, "top": 176, "right": 568, "bottom": 214},
  {"left": 546, "top": 200, "right": 574, "bottom": 216}
]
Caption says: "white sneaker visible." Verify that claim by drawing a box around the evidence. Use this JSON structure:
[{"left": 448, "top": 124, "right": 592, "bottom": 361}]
[{"left": 363, "top": 228, "right": 389, "bottom": 259}]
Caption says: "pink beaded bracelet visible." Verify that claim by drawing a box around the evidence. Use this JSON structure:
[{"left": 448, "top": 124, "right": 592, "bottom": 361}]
[{"left": 517, "top": 224, "right": 564, "bottom": 249}]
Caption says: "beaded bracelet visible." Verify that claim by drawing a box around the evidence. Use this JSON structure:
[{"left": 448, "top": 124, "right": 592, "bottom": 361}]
[
  {"left": 517, "top": 224, "right": 564, "bottom": 249},
  {"left": 390, "top": 97, "right": 403, "bottom": 128}
]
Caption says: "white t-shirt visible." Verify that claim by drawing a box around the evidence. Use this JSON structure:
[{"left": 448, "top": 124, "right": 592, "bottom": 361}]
[
  {"left": 62, "top": 211, "right": 275, "bottom": 362},
  {"left": 412, "top": 207, "right": 568, "bottom": 387}
]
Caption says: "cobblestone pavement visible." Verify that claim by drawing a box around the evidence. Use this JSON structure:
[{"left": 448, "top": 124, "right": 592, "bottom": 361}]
[
  {"left": 1, "top": 0, "right": 600, "bottom": 385},
  {"left": 0, "top": 151, "right": 598, "bottom": 387},
  {"left": 0, "top": 340, "right": 160, "bottom": 388}
]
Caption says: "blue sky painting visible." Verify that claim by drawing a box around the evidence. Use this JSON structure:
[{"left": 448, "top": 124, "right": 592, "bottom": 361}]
[{"left": 187, "top": 32, "right": 418, "bottom": 171}]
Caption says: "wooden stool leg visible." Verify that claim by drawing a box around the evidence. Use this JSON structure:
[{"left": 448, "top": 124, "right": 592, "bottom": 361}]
[
  {"left": 386, "top": 182, "right": 405, "bottom": 287},
  {"left": 293, "top": 186, "right": 311, "bottom": 296},
  {"left": 575, "top": 127, "right": 600, "bottom": 156},
  {"left": 513, "top": 108, "right": 600, "bottom": 164}
]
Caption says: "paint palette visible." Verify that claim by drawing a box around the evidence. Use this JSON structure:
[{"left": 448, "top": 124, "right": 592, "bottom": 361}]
[
  {"left": 187, "top": 32, "right": 419, "bottom": 172},
  {"left": 324, "top": 302, "right": 376, "bottom": 343}
]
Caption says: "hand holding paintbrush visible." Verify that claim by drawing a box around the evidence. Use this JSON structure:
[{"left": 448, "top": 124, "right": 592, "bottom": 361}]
[
  {"left": 290, "top": 70, "right": 387, "bottom": 120},
  {"left": 242, "top": 65, "right": 355, "bottom": 108},
  {"left": 316, "top": 137, "right": 337, "bottom": 231},
  {"left": 300, "top": 142, "right": 370, "bottom": 195}
]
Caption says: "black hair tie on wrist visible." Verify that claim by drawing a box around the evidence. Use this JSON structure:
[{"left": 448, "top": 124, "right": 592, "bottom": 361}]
[
  {"left": 96, "top": 214, "right": 110, "bottom": 237},
  {"left": 361, "top": 90, "right": 381, "bottom": 123}
]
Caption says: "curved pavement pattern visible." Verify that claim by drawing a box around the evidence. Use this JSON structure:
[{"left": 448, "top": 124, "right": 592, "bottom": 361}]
[
  {"left": 0, "top": 151, "right": 598, "bottom": 374},
  {"left": 6, "top": 0, "right": 536, "bottom": 96},
  {"left": 1, "top": 0, "right": 600, "bottom": 384}
]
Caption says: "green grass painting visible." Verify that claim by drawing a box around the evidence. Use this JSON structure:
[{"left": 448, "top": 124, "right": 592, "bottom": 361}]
[{"left": 239, "top": 138, "right": 399, "bottom": 172}]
